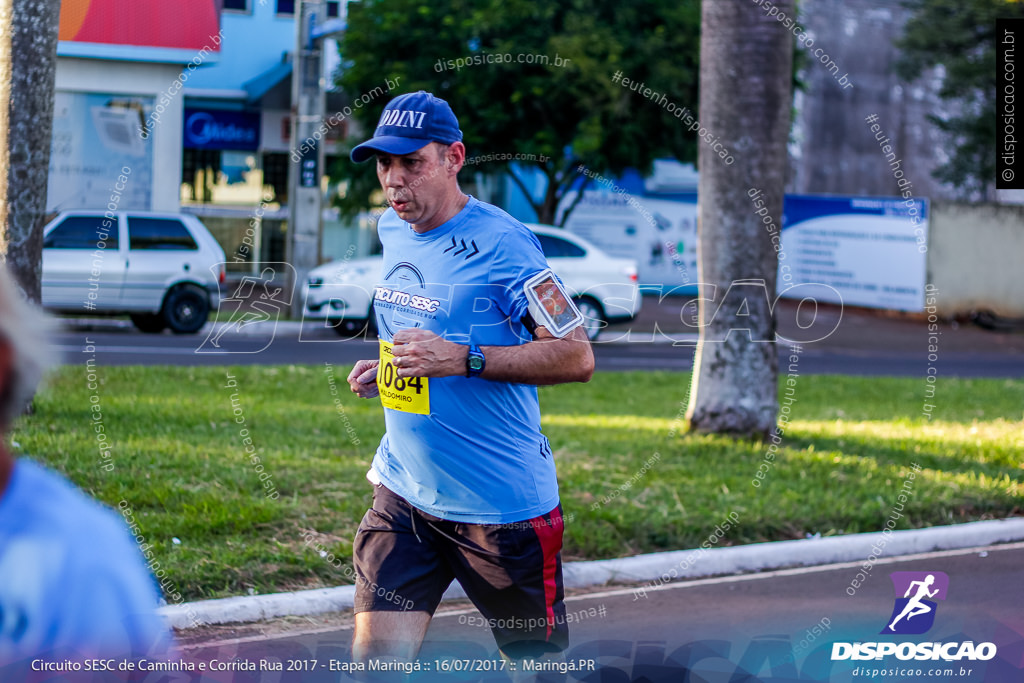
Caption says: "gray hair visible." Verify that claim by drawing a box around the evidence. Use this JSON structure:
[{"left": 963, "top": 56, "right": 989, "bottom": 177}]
[{"left": 0, "top": 266, "right": 57, "bottom": 429}]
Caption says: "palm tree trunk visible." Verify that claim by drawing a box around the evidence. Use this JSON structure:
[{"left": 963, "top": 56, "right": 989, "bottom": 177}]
[
  {"left": 686, "top": 0, "right": 793, "bottom": 437},
  {"left": 0, "top": 0, "right": 62, "bottom": 302}
]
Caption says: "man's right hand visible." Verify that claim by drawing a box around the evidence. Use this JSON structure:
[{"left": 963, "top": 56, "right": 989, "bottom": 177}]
[{"left": 348, "top": 360, "right": 380, "bottom": 398}]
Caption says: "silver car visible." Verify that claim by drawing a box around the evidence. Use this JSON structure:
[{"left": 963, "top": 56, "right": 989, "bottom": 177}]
[
  {"left": 302, "top": 224, "right": 641, "bottom": 340},
  {"left": 42, "top": 211, "right": 226, "bottom": 334}
]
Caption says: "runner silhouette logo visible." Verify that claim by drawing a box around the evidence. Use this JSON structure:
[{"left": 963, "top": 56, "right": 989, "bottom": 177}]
[{"left": 881, "top": 571, "right": 949, "bottom": 635}]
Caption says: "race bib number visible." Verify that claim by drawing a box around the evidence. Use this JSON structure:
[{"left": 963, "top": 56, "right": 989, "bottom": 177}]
[{"left": 377, "top": 339, "right": 430, "bottom": 415}]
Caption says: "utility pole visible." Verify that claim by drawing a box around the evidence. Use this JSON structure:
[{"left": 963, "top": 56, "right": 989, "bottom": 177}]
[
  {"left": 286, "top": 0, "right": 328, "bottom": 318},
  {"left": 0, "top": 0, "right": 62, "bottom": 302}
]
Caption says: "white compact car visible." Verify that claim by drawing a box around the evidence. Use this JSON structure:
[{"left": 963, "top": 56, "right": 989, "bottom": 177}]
[
  {"left": 42, "top": 211, "right": 226, "bottom": 334},
  {"left": 302, "top": 223, "right": 641, "bottom": 339}
]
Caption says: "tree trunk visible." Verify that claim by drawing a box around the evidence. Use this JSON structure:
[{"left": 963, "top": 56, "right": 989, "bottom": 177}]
[
  {"left": 0, "top": 0, "right": 62, "bottom": 303},
  {"left": 537, "top": 166, "right": 561, "bottom": 226},
  {"left": 507, "top": 162, "right": 582, "bottom": 227},
  {"left": 686, "top": 0, "right": 793, "bottom": 438}
]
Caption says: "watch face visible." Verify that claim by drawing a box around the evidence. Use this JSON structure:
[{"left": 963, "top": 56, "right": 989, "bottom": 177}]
[{"left": 469, "top": 356, "right": 484, "bottom": 371}]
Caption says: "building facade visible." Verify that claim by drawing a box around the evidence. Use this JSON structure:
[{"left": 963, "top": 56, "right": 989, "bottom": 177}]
[
  {"left": 181, "top": 0, "right": 359, "bottom": 271},
  {"left": 49, "top": 0, "right": 359, "bottom": 275},
  {"left": 50, "top": 0, "right": 222, "bottom": 215}
]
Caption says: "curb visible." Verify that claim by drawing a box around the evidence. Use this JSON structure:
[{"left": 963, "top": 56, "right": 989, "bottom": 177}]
[{"left": 159, "top": 517, "right": 1024, "bottom": 630}]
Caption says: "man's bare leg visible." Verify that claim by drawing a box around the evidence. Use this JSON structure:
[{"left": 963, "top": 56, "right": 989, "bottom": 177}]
[{"left": 353, "top": 611, "right": 432, "bottom": 662}]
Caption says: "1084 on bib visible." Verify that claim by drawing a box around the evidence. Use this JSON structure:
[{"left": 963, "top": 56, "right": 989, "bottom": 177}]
[{"left": 378, "top": 339, "right": 430, "bottom": 415}]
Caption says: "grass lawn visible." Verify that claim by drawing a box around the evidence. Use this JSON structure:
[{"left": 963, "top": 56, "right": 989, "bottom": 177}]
[{"left": 9, "top": 366, "right": 1023, "bottom": 603}]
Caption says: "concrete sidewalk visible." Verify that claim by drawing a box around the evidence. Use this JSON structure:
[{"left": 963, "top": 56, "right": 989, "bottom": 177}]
[{"left": 160, "top": 517, "right": 1024, "bottom": 630}]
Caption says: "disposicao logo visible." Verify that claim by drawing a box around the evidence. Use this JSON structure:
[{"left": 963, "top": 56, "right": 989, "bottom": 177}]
[
  {"left": 831, "top": 571, "right": 998, "bottom": 663},
  {"left": 882, "top": 571, "right": 948, "bottom": 635}
]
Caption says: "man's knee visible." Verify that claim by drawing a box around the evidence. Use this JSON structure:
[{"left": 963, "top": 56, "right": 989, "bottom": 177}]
[{"left": 352, "top": 610, "right": 432, "bottom": 662}]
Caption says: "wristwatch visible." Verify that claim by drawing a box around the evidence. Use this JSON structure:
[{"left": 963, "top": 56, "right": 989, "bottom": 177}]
[{"left": 466, "top": 344, "right": 485, "bottom": 377}]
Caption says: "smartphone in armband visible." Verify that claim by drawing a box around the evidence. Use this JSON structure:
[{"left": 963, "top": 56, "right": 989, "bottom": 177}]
[{"left": 523, "top": 269, "right": 584, "bottom": 338}]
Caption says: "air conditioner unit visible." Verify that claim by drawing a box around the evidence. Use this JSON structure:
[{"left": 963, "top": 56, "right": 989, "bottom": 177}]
[{"left": 90, "top": 105, "right": 146, "bottom": 157}]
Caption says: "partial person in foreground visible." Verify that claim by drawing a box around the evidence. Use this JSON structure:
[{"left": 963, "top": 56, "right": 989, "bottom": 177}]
[
  {"left": 347, "top": 91, "right": 595, "bottom": 662},
  {"left": 0, "top": 266, "right": 173, "bottom": 668}
]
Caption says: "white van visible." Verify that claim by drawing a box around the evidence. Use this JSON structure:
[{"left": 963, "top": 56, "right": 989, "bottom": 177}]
[{"left": 42, "top": 211, "right": 226, "bottom": 334}]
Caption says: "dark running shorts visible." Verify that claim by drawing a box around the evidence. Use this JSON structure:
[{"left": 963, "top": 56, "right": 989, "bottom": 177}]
[{"left": 353, "top": 484, "right": 568, "bottom": 659}]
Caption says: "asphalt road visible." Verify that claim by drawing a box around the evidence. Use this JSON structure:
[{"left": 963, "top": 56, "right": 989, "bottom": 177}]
[
  {"left": 55, "top": 324, "right": 1024, "bottom": 378},
  {"left": 178, "top": 542, "right": 1024, "bottom": 683}
]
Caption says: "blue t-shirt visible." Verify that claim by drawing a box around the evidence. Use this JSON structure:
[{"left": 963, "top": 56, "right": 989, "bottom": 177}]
[
  {"left": 370, "top": 196, "right": 559, "bottom": 524},
  {"left": 0, "top": 459, "right": 173, "bottom": 665}
]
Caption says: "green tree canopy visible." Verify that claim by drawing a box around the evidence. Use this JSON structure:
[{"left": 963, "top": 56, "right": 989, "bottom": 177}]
[
  {"left": 332, "top": 0, "right": 701, "bottom": 224},
  {"left": 896, "top": 0, "right": 1024, "bottom": 199}
]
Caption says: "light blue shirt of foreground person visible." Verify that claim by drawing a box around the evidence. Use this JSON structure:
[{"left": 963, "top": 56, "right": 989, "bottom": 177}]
[
  {"left": 0, "top": 459, "right": 173, "bottom": 666},
  {"left": 370, "top": 196, "right": 560, "bottom": 524}
]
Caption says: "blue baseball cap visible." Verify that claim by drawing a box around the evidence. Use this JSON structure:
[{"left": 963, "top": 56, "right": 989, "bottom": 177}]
[{"left": 350, "top": 91, "right": 463, "bottom": 163}]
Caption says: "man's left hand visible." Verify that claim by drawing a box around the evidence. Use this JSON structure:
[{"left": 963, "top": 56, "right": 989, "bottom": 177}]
[{"left": 390, "top": 329, "right": 467, "bottom": 378}]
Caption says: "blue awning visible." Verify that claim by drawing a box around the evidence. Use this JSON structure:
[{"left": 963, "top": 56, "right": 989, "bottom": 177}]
[{"left": 243, "top": 60, "right": 292, "bottom": 105}]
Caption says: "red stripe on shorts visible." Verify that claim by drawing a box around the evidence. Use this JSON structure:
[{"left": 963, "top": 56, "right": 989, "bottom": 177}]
[{"left": 531, "top": 507, "right": 564, "bottom": 639}]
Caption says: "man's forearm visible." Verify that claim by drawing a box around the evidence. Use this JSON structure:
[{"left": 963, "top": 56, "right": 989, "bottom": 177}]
[
  {"left": 389, "top": 326, "right": 595, "bottom": 385},
  {"left": 479, "top": 326, "right": 594, "bottom": 385}
]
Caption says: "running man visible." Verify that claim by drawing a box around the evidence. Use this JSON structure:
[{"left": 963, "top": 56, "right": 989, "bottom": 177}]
[
  {"left": 346, "top": 91, "right": 594, "bottom": 662},
  {"left": 888, "top": 574, "right": 939, "bottom": 631}
]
